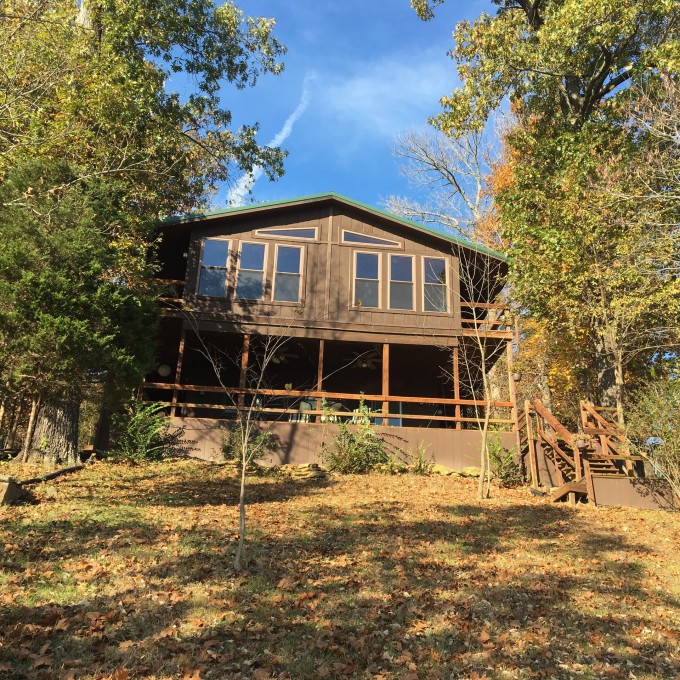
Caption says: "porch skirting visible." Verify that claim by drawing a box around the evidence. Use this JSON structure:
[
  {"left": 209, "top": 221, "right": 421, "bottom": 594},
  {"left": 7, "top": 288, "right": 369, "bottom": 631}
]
[{"left": 173, "top": 417, "right": 516, "bottom": 471}]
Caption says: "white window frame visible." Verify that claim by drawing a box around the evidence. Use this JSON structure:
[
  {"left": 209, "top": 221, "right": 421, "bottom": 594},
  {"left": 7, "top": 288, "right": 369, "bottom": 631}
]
[
  {"left": 342, "top": 229, "right": 401, "bottom": 248},
  {"left": 272, "top": 243, "right": 304, "bottom": 304},
  {"left": 352, "top": 250, "right": 381, "bottom": 309},
  {"left": 422, "top": 256, "right": 449, "bottom": 313},
  {"left": 389, "top": 253, "right": 415, "bottom": 311},
  {"left": 196, "top": 237, "right": 230, "bottom": 297},
  {"left": 235, "top": 240, "right": 268, "bottom": 301},
  {"left": 254, "top": 226, "right": 318, "bottom": 241}
]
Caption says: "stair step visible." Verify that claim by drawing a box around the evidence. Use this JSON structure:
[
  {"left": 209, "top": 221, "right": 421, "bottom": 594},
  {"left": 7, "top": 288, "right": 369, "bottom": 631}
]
[{"left": 551, "top": 481, "right": 588, "bottom": 502}]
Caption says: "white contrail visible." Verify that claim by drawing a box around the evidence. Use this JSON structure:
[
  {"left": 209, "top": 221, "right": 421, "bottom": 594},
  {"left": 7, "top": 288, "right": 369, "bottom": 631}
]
[{"left": 227, "top": 72, "right": 315, "bottom": 206}]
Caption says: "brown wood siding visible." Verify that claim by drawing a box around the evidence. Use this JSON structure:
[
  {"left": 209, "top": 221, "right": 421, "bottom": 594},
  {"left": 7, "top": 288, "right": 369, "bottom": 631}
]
[
  {"left": 173, "top": 416, "right": 515, "bottom": 470},
  {"left": 180, "top": 202, "right": 486, "bottom": 344}
]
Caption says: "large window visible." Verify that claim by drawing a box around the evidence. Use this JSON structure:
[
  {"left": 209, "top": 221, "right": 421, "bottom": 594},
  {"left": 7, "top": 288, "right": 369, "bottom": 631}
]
[
  {"left": 273, "top": 245, "right": 303, "bottom": 302},
  {"left": 236, "top": 242, "right": 266, "bottom": 300},
  {"left": 389, "top": 254, "right": 414, "bottom": 310},
  {"left": 423, "top": 257, "right": 448, "bottom": 312},
  {"left": 354, "top": 252, "right": 380, "bottom": 308},
  {"left": 197, "top": 238, "right": 229, "bottom": 296}
]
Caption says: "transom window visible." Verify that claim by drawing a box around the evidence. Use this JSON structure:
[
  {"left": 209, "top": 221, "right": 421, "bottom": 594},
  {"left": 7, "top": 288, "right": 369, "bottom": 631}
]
[
  {"left": 423, "top": 257, "right": 448, "bottom": 312},
  {"left": 236, "top": 242, "right": 266, "bottom": 300},
  {"left": 389, "top": 255, "right": 414, "bottom": 310},
  {"left": 273, "top": 245, "right": 303, "bottom": 303},
  {"left": 342, "top": 230, "right": 400, "bottom": 248},
  {"left": 255, "top": 227, "right": 317, "bottom": 240},
  {"left": 197, "top": 238, "right": 229, "bottom": 297},
  {"left": 354, "top": 252, "right": 380, "bottom": 308}
]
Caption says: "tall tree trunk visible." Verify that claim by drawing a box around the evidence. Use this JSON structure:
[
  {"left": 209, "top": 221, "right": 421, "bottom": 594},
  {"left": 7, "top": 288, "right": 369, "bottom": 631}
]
[
  {"left": 20, "top": 398, "right": 40, "bottom": 463},
  {"left": 27, "top": 393, "right": 80, "bottom": 467},
  {"left": 594, "top": 328, "right": 618, "bottom": 408}
]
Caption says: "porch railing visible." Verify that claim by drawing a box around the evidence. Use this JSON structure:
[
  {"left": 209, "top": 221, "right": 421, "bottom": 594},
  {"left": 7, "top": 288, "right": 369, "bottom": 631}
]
[{"left": 142, "top": 381, "right": 515, "bottom": 429}]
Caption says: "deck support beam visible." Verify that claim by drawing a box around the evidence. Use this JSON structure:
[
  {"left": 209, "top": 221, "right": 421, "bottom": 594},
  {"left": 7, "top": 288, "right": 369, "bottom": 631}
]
[
  {"left": 238, "top": 334, "right": 250, "bottom": 409},
  {"left": 453, "top": 346, "right": 461, "bottom": 429},
  {"left": 382, "top": 343, "right": 390, "bottom": 426},
  {"left": 170, "top": 329, "right": 186, "bottom": 418},
  {"left": 316, "top": 339, "right": 325, "bottom": 423}
]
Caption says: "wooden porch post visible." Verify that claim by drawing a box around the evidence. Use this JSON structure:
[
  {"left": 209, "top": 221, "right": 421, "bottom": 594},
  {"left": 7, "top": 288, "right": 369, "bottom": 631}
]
[
  {"left": 453, "top": 345, "right": 461, "bottom": 429},
  {"left": 316, "top": 339, "right": 325, "bottom": 423},
  {"left": 382, "top": 343, "right": 390, "bottom": 426},
  {"left": 526, "top": 399, "right": 539, "bottom": 489},
  {"left": 170, "top": 329, "right": 186, "bottom": 418},
  {"left": 238, "top": 334, "right": 250, "bottom": 409},
  {"left": 506, "top": 339, "right": 520, "bottom": 450}
]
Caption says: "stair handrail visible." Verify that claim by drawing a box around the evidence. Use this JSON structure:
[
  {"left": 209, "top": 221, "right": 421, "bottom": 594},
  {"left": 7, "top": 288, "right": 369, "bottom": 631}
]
[{"left": 533, "top": 399, "right": 576, "bottom": 446}]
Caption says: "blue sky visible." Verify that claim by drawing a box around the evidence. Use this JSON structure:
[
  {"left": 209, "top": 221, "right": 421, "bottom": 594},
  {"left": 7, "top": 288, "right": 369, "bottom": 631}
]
[{"left": 213, "top": 1, "right": 488, "bottom": 210}]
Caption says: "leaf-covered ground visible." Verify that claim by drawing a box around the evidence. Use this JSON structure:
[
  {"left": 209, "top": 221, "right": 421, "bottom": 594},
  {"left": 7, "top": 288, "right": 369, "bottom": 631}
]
[{"left": 1, "top": 461, "right": 679, "bottom": 679}]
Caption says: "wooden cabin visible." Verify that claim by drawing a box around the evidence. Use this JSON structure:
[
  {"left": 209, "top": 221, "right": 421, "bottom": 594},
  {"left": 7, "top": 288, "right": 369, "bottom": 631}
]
[{"left": 143, "top": 193, "right": 517, "bottom": 468}]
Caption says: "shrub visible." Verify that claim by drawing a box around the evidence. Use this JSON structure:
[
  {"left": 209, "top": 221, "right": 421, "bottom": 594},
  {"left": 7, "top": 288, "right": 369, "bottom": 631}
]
[
  {"left": 488, "top": 436, "right": 524, "bottom": 487},
  {"left": 110, "top": 400, "right": 186, "bottom": 463},
  {"left": 410, "top": 442, "right": 433, "bottom": 475},
  {"left": 627, "top": 379, "right": 680, "bottom": 499},
  {"left": 321, "top": 403, "right": 389, "bottom": 473},
  {"left": 221, "top": 425, "right": 275, "bottom": 468}
]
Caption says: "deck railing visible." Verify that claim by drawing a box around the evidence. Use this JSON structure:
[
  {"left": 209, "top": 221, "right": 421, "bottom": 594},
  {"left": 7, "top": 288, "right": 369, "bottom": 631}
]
[{"left": 143, "top": 381, "right": 515, "bottom": 429}]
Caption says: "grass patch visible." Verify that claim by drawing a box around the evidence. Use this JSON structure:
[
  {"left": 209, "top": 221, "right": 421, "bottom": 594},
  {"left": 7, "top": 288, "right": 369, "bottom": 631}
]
[{"left": 0, "top": 459, "right": 679, "bottom": 679}]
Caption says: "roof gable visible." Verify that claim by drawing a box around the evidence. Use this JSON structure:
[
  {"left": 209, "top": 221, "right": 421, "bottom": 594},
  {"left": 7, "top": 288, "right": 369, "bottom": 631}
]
[{"left": 162, "top": 193, "right": 506, "bottom": 262}]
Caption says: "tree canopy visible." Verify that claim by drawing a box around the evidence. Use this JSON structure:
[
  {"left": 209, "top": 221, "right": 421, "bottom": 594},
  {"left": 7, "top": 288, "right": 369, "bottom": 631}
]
[
  {"left": 410, "top": 0, "right": 680, "bottom": 418},
  {"left": 0, "top": 0, "right": 286, "bottom": 463}
]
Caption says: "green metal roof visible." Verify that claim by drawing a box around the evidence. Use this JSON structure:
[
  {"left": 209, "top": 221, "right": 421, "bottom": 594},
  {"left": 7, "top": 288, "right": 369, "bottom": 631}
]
[{"left": 162, "top": 192, "right": 506, "bottom": 261}]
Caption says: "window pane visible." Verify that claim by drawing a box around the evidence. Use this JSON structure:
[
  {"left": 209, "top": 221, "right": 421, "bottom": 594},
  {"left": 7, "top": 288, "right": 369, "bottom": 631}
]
[
  {"left": 240, "top": 242, "right": 265, "bottom": 271},
  {"left": 198, "top": 267, "right": 226, "bottom": 296},
  {"left": 391, "top": 255, "right": 412, "bottom": 282},
  {"left": 274, "top": 273, "right": 300, "bottom": 302},
  {"left": 354, "top": 280, "right": 379, "bottom": 308},
  {"left": 202, "top": 239, "right": 229, "bottom": 267},
  {"left": 236, "top": 271, "right": 264, "bottom": 299},
  {"left": 424, "top": 284, "right": 447, "bottom": 312},
  {"left": 390, "top": 282, "right": 413, "bottom": 310},
  {"left": 276, "top": 246, "right": 301, "bottom": 274},
  {"left": 424, "top": 257, "right": 446, "bottom": 284},
  {"left": 343, "top": 231, "right": 399, "bottom": 247},
  {"left": 356, "top": 252, "right": 379, "bottom": 280},
  {"left": 257, "top": 228, "right": 316, "bottom": 239}
]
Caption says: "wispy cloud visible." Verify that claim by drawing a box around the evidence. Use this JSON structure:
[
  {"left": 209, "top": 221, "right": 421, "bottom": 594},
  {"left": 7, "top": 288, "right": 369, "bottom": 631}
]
[
  {"left": 226, "top": 72, "right": 316, "bottom": 206},
  {"left": 316, "top": 51, "right": 457, "bottom": 150}
]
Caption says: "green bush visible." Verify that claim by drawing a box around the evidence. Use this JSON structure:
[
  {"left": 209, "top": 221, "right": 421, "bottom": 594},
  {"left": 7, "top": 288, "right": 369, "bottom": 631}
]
[
  {"left": 110, "top": 400, "right": 186, "bottom": 463},
  {"left": 221, "top": 425, "right": 275, "bottom": 468},
  {"left": 321, "top": 402, "right": 389, "bottom": 474},
  {"left": 488, "top": 436, "right": 524, "bottom": 487},
  {"left": 627, "top": 379, "right": 680, "bottom": 499},
  {"left": 410, "top": 442, "right": 434, "bottom": 475}
]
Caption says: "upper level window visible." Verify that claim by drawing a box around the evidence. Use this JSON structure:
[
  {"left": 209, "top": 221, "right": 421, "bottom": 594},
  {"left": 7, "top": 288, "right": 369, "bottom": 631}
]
[
  {"left": 342, "top": 230, "right": 400, "bottom": 248},
  {"left": 389, "top": 255, "right": 414, "bottom": 310},
  {"left": 255, "top": 227, "right": 317, "bottom": 240},
  {"left": 236, "top": 242, "right": 266, "bottom": 300},
  {"left": 423, "top": 257, "right": 448, "bottom": 312},
  {"left": 354, "top": 252, "right": 380, "bottom": 308},
  {"left": 198, "top": 238, "right": 229, "bottom": 297},
  {"left": 273, "top": 245, "right": 303, "bottom": 303}
]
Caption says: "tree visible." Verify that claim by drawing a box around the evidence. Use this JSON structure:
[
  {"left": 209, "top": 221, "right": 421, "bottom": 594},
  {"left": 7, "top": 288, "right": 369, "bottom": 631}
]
[
  {"left": 0, "top": 1, "right": 286, "bottom": 464},
  {"left": 494, "top": 116, "right": 679, "bottom": 421},
  {"left": 0, "top": 160, "right": 157, "bottom": 465},
  {"left": 385, "top": 128, "right": 498, "bottom": 245},
  {"left": 410, "top": 0, "right": 679, "bottom": 419},
  {"left": 412, "top": 0, "right": 679, "bottom": 134}
]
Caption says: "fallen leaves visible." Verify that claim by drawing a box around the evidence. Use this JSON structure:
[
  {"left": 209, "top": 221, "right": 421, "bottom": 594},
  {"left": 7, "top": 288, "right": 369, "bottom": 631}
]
[{"left": 0, "top": 461, "right": 678, "bottom": 679}]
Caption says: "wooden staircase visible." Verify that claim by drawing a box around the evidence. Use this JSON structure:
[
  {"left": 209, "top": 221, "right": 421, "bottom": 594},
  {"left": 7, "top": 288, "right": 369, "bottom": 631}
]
[{"left": 519, "top": 399, "right": 644, "bottom": 504}]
